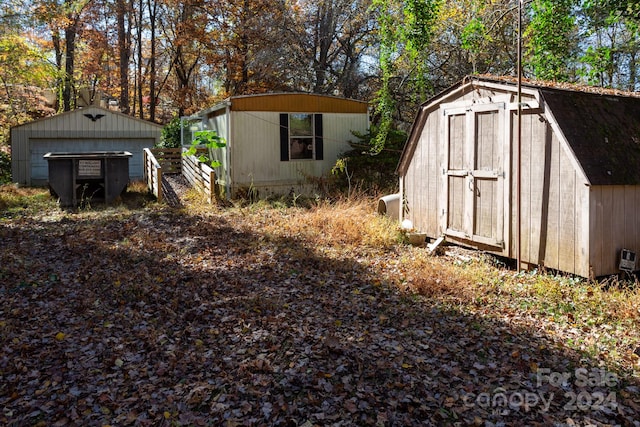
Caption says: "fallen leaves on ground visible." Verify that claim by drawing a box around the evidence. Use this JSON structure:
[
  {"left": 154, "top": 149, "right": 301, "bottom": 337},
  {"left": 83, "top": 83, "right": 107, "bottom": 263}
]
[{"left": 0, "top": 191, "right": 639, "bottom": 426}]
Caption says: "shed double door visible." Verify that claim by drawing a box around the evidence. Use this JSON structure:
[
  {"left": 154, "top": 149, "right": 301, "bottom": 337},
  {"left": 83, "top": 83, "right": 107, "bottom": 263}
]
[{"left": 442, "top": 103, "right": 506, "bottom": 248}]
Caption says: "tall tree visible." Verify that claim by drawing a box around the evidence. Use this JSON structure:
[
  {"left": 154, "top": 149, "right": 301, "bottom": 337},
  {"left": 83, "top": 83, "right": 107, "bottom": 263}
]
[
  {"left": 62, "top": 0, "right": 91, "bottom": 111},
  {"left": 116, "top": 0, "right": 132, "bottom": 113},
  {"left": 426, "top": 0, "right": 520, "bottom": 90},
  {"left": 579, "top": 0, "right": 640, "bottom": 89},
  {"left": 294, "top": 0, "right": 375, "bottom": 97},
  {"left": 222, "top": 0, "right": 279, "bottom": 94},
  {"left": 160, "top": 0, "right": 208, "bottom": 116},
  {"left": 312, "top": 0, "right": 339, "bottom": 93},
  {"left": 525, "top": 0, "right": 579, "bottom": 81},
  {"left": 1, "top": 1, "right": 56, "bottom": 130},
  {"left": 133, "top": 0, "right": 144, "bottom": 118},
  {"left": 199, "top": 0, "right": 293, "bottom": 96},
  {"left": 371, "top": 0, "right": 442, "bottom": 151},
  {"left": 33, "top": 0, "right": 92, "bottom": 111},
  {"left": 146, "top": 0, "right": 158, "bottom": 120}
]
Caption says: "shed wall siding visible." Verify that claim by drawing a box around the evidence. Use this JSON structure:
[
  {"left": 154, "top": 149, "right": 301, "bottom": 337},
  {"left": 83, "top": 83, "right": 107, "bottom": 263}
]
[
  {"left": 590, "top": 186, "right": 640, "bottom": 276},
  {"left": 510, "top": 109, "right": 589, "bottom": 276},
  {"left": 14, "top": 108, "right": 159, "bottom": 134},
  {"left": 10, "top": 130, "right": 28, "bottom": 184},
  {"left": 404, "top": 109, "right": 440, "bottom": 236},
  {"left": 401, "top": 79, "right": 640, "bottom": 277},
  {"left": 28, "top": 138, "right": 153, "bottom": 184},
  {"left": 513, "top": 110, "right": 551, "bottom": 267}
]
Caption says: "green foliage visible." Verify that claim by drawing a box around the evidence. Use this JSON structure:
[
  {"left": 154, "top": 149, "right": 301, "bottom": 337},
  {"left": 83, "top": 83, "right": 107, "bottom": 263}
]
[
  {"left": 0, "top": 34, "right": 55, "bottom": 87},
  {"left": 461, "top": 17, "right": 489, "bottom": 54},
  {"left": 371, "top": 0, "right": 441, "bottom": 154},
  {"left": 403, "top": 0, "right": 441, "bottom": 52},
  {"left": 183, "top": 130, "right": 226, "bottom": 168},
  {"left": 603, "top": 0, "right": 640, "bottom": 21},
  {"left": 461, "top": 15, "right": 492, "bottom": 74},
  {"left": 158, "top": 116, "right": 182, "bottom": 149},
  {"left": 0, "top": 186, "right": 55, "bottom": 215},
  {"left": 578, "top": 2, "right": 639, "bottom": 89},
  {"left": 332, "top": 127, "right": 406, "bottom": 195},
  {"left": 0, "top": 34, "right": 58, "bottom": 128},
  {"left": 579, "top": 45, "right": 614, "bottom": 86},
  {"left": 372, "top": 87, "right": 396, "bottom": 155},
  {"left": 331, "top": 158, "right": 349, "bottom": 176},
  {"left": 0, "top": 150, "right": 11, "bottom": 184},
  {"left": 525, "top": 0, "right": 578, "bottom": 81},
  {"left": 331, "top": 158, "right": 353, "bottom": 197}
]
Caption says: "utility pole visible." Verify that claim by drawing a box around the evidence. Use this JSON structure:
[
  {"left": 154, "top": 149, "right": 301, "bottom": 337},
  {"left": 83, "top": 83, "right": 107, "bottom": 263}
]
[{"left": 516, "top": 0, "right": 523, "bottom": 271}]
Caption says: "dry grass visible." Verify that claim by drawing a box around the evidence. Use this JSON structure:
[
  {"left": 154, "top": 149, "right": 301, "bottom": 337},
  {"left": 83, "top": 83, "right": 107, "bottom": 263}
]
[
  {"left": 125, "top": 179, "right": 150, "bottom": 194},
  {"left": 296, "top": 198, "right": 401, "bottom": 247},
  {"left": 397, "top": 249, "right": 486, "bottom": 300},
  {"left": 0, "top": 184, "right": 54, "bottom": 213},
  {"left": 388, "top": 243, "right": 640, "bottom": 372},
  {"left": 218, "top": 193, "right": 640, "bottom": 325},
  {"left": 0, "top": 181, "right": 156, "bottom": 214},
  {"left": 215, "top": 195, "right": 402, "bottom": 250},
  {"left": 404, "top": 249, "right": 640, "bottom": 326},
  {"left": 6, "top": 182, "right": 637, "bottom": 331}
]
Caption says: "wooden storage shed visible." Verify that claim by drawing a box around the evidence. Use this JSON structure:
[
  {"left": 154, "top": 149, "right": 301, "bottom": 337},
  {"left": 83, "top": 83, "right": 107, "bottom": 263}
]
[
  {"left": 11, "top": 106, "right": 163, "bottom": 186},
  {"left": 398, "top": 76, "right": 640, "bottom": 278},
  {"left": 192, "top": 93, "right": 369, "bottom": 197}
]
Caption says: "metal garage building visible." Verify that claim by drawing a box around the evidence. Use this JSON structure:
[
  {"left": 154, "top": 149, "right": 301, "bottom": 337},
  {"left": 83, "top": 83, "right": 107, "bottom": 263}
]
[{"left": 11, "top": 106, "right": 163, "bottom": 186}]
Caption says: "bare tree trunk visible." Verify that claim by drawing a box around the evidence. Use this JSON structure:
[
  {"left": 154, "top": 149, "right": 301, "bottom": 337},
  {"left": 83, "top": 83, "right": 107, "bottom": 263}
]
[
  {"left": 52, "top": 30, "right": 63, "bottom": 111},
  {"left": 628, "top": 49, "right": 637, "bottom": 91},
  {"left": 240, "top": 0, "right": 249, "bottom": 92},
  {"left": 313, "top": 0, "right": 335, "bottom": 94},
  {"left": 63, "top": 20, "right": 77, "bottom": 111},
  {"left": 136, "top": 0, "right": 144, "bottom": 118},
  {"left": 147, "top": 0, "right": 157, "bottom": 122},
  {"left": 171, "top": 0, "right": 200, "bottom": 115},
  {"left": 116, "top": 0, "right": 131, "bottom": 113}
]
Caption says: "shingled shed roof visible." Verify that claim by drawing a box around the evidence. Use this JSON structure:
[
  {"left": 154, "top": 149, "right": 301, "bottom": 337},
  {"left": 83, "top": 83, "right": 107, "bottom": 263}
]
[
  {"left": 541, "top": 87, "right": 640, "bottom": 185},
  {"left": 476, "top": 75, "right": 640, "bottom": 186}
]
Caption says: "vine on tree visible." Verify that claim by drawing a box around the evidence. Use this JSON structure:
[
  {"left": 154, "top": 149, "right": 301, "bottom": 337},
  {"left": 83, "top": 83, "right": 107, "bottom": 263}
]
[{"left": 371, "top": 0, "right": 441, "bottom": 154}]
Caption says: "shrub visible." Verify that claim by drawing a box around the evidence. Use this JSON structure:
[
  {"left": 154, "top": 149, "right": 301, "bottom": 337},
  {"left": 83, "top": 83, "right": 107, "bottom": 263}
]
[
  {"left": 0, "top": 150, "right": 11, "bottom": 184},
  {"left": 333, "top": 127, "right": 406, "bottom": 195},
  {"left": 159, "top": 116, "right": 182, "bottom": 148}
]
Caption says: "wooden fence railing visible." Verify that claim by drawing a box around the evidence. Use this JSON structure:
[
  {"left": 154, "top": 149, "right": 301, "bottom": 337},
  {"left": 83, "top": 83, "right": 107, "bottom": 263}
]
[
  {"left": 143, "top": 147, "right": 182, "bottom": 203},
  {"left": 181, "top": 147, "right": 217, "bottom": 204},
  {"left": 150, "top": 148, "right": 182, "bottom": 173},
  {"left": 143, "top": 148, "right": 163, "bottom": 202},
  {"left": 144, "top": 147, "right": 218, "bottom": 204}
]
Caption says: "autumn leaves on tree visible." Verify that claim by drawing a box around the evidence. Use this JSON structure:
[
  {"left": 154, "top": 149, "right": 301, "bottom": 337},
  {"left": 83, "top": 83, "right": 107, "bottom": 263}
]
[{"left": 1, "top": 0, "right": 640, "bottom": 152}]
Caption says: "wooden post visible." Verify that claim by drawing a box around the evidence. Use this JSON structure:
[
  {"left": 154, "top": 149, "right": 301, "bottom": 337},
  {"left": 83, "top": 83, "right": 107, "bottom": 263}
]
[
  {"left": 516, "top": 0, "right": 523, "bottom": 271},
  {"left": 143, "top": 149, "right": 148, "bottom": 184},
  {"left": 156, "top": 166, "right": 162, "bottom": 203},
  {"left": 209, "top": 169, "right": 216, "bottom": 204}
]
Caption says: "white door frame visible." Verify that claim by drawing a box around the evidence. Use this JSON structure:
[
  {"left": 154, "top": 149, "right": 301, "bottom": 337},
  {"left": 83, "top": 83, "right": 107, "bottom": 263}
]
[{"left": 441, "top": 99, "right": 508, "bottom": 248}]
